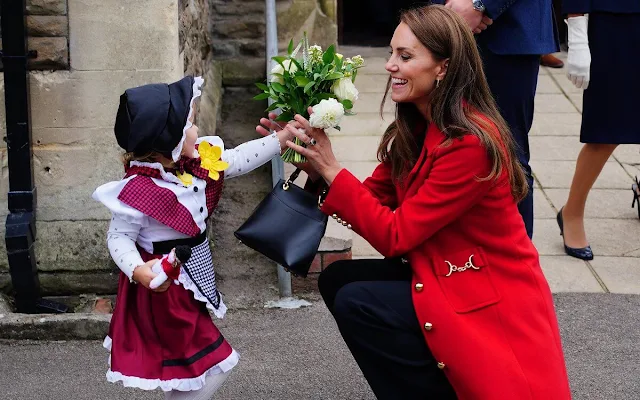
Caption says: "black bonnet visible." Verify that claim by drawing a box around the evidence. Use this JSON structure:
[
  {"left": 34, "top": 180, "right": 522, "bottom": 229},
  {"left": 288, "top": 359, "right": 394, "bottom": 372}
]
[{"left": 114, "top": 76, "right": 195, "bottom": 156}]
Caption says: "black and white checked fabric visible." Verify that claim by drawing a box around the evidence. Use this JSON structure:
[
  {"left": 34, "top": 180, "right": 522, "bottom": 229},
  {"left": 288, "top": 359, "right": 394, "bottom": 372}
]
[{"left": 182, "top": 238, "right": 221, "bottom": 310}]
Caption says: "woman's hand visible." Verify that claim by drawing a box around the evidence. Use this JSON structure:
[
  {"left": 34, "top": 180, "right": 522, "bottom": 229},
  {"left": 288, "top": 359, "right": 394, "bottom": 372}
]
[
  {"left": 284, "top": 110, "right": 342, "bottom": 185},
  {"left": 132, "top": 259, "right": 171, "bottom": 292}
]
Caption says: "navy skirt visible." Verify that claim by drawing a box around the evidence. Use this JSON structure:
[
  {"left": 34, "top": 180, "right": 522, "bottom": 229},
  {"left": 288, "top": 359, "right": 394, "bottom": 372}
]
[{"left": 581, "top": 12, "right": 640, "bottom": 144}]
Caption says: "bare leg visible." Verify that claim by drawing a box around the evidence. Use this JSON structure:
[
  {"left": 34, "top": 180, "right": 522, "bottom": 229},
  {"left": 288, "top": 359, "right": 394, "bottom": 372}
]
[
  {"left": 164, "top": 370, "right": 231, "bottom": 400},
  {"left": 562, "top": 143, "right": 618, "bottom": 247}
]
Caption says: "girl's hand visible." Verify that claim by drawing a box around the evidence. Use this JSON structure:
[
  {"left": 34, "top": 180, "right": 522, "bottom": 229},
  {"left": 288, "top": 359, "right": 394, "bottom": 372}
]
[
  {"left": 256, "top": 112, "right": 297, "bottom": 156},
  {"left": 132, "top": 259, "right": 171, "bottom": 292},
  {"left": 284, "top": 111, "right": 342, "bottom": 185}
]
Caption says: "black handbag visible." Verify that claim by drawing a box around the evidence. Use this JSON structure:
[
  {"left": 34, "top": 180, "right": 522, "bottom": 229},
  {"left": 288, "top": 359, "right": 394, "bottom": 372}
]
[{"left": 234, "top": 168, "right": 328, "bottom": 277}]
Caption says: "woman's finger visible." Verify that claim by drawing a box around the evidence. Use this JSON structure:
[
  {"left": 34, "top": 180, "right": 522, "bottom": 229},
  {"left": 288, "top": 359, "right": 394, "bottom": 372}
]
[
  {"left": 286, "top": 140, "right": 313, "bottom": 160},
  {"left": 293, "top": 114, "right": 313, "bottom": 133},
  {"left": 286, "top": 125, "right": 312, "bottom": 144}
]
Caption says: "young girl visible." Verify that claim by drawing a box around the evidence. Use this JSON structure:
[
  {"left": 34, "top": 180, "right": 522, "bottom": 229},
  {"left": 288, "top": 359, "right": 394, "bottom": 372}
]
[{"left": 93, "top": 76, "right": 290, "bottom": 399}]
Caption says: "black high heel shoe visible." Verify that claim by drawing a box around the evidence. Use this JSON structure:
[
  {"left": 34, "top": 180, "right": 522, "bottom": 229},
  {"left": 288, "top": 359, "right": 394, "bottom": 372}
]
[
  {"left": 556, "top": 207, "right": 594, "bottom": 260},
  {"left": 632, "top": 176, "right": 640, "bottom": 220}
]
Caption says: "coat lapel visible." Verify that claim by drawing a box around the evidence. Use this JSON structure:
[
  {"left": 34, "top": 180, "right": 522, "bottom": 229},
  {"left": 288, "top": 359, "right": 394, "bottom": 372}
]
[{"left": 400, "top": 123, "right": 446, "bottom": 201}]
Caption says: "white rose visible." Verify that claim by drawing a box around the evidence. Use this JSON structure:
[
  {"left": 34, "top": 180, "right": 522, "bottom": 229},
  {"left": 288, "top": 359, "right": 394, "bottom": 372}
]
[
  {"left": 331, "top": 78, "right": 359, "bottom": 103},
  {"left": 309, "top": 98, "right": 345, "bottom": 130},
  {"left": 270, "top": 59, "right": 297, "bottom": 84}
]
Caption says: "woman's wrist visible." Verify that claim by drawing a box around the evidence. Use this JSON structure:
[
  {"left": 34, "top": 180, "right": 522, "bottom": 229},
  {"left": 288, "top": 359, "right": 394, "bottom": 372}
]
[{"left": 322, "top": 165, "right": 342, "bottom": 186}]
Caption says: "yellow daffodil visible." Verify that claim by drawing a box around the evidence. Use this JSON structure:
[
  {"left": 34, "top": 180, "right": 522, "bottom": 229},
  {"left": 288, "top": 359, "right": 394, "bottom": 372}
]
[
  {"left": 198, "top": 141, "right": 229, "bottom": 181},
  {"left": 176, "top": 171, "right": 193, "bottom": 186}
]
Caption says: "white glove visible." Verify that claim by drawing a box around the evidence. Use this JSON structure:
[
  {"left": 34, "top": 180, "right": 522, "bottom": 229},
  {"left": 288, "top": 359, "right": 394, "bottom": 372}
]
[
  {"left": 566, "top": 15, "right": 591, "bottom": 90},
  {"left": 149, "top": 259, "right": 168, "bottom": 289}
]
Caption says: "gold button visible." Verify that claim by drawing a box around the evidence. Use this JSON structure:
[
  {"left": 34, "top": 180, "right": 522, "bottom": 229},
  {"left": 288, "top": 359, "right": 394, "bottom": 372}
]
[
  {"left": 342, "top": 221, "right": 348, "bottom": 226},
  {"left": 337, "top": 218, "right": 342, "bottom": 224},
  {"left": 332, "top": 214, "right": 338, "bottom": 219},
  {"left": 347, "top": 224, "right": 352, "bottom": 230},
  {"left": 414, "top": 283, "right": 424, "bottom": 292},
  {"left": 423, "top": 322, "right": 433, "bottom": 331},
  {"left": 437, "top": 362, "right": 445, "bottom": 370}
]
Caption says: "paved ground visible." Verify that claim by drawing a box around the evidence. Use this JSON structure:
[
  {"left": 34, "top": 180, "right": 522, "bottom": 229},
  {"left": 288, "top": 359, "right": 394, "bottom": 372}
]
[
  {"left": 1, "top": 293, "right": 638, "bottom": 400},
  {"left": 334, "top": 47, "right": 640, "bottom": 295}
]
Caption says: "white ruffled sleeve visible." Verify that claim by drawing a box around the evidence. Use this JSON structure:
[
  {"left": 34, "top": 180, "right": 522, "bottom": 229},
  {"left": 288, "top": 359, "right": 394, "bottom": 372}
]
[
  {"left": 92, "top": 178, "right": 147, "bottom": 226},
  {"left": 197, "top": 134, "right": 281, "bottom": 179},
  {"left": 107, "top": 215, "right": 145, "bottom": 281}
]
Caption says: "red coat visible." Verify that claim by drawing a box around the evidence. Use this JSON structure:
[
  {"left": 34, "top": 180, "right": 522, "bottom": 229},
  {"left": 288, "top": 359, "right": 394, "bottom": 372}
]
[{"left": 321, "top": 122, "right": 572, "bottom": 399}]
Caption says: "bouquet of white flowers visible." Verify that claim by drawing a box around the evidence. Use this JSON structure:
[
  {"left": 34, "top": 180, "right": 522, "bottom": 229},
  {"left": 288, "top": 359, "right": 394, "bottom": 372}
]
[{"left": 254, "top": 34, "right": 365, "bottom": 162}]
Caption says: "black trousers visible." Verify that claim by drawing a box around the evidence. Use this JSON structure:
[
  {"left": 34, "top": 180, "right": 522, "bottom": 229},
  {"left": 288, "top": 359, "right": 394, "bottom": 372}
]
[
  {"left": 479, "top": 45, "right": 541, "bottom": 239},
  {"left": 318, "top": 259, "right": 457, "bottom": 400}
]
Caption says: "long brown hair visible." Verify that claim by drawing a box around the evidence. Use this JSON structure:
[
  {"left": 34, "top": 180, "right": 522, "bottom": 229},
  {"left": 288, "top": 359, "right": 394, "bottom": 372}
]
[{"left": 378, "top": 5, "right": 527, "bottom": 201}]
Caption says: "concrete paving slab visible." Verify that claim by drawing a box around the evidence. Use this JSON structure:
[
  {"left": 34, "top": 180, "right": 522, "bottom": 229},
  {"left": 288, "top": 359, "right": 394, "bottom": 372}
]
[
  {"left": 530, "top": 136, "right": 584, "bottom": 161},
  {"left": 537, "top": 74, "right": 562, "bottom": 94},
  {"left": 532, "top": 161, "right": 631, "bottom": 189},
  {"left": 582, "top": 219, "right": 640, "bottom": 256},
  {"left": 530, "top": 113, "right": 581, "bottom": 136},
  {"left": 590, "top": 257, "right": 640, "bottom": 294},
  {"left": 544, "top": 189, "right": 636, "bottom": 219},
  {"left": 539, "top": 256, "right": 604, "bottom": 293},
  {"left": 534, "top": 189, "right": 558, "bottom": 219},
  {"left": 568, "top": 94, "right": 583, "bottom": 113},
  {"left": 549, "top": 72, "right": 584, "bottom": 96},
  {"left": 613, "top": 145, "right": 640, "bottom": 165},
  {"left": 533, "top": 219, "right": 566, "bottom": 256},
  {"left": 534, "top": 94, "right": 578, "bottom": 114}
]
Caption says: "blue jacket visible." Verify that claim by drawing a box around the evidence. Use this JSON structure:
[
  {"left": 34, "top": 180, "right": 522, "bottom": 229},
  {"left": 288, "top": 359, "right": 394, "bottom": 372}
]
[
  {"left": 431, "top": 0, "right": 559, "bottom": 55},
  {"left": 563, "top": 0, "right": 640, "bottom": 14}
]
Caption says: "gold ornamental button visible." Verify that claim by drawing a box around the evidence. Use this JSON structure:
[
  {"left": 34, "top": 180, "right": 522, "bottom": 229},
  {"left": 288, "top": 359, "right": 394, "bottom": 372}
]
[
  {"left": 347, "top": 224, "right": 352, "bottom": 230},
  {"left": 414, "top": 283, "right": 424, "bottom": 292},
  {"left": 332, "top": 214, "right": 338, "bottom": 219},
  {"left": 423, "top": 322, "right": 433, "bottom": 331},
  {"left": 437, "top": 362, "right": 446, "bottom": 370},
  {"left": 342, "top": 221, "right": 348, "bottom": 226},
  {"left": 337, "top": 218, "right": 342, "bottom": 224}
]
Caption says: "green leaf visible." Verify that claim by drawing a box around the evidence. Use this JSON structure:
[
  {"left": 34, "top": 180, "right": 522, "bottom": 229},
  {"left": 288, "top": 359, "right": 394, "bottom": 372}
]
[
  {"left": 323, "top": 45, "right": 336, "bottom": 65},
  {"left": 276, "top": 111, "right": 293, "bottom": 122},
  {"left": 255, "top": 82, "right": 269, "bottom": 91},
  {"left": 266, "top": 102, "right": 281, "bottom": 112},
  {"left": 295, "top": 76, "right": 311, "bottom": 87},
  {"left": 341, "top": 99, "right": 353, "bottom": 110},
  {"left": 334, "top": 54, "right": 343, "bottom": 70},
  {"left": 304, "top": 81, "right": 315, "bottom": 94},
  {"left": 289, "top": 58, "right": 303, "bottom": 72},
  {"left": 287, "top": 39, "right": 294, "bottom": 55},
  {"left": 272, "top": 56, "right": 288, "bottom": 67},
  {"left": 326, "top": 72, "right": 344, "bottom": 81},
  {"left": 334, "top": 125, "right": 341, "bottom": 131},
  {"left": 271, "top": 82, "right": 286, "bottom": 93},
  {"left": 253, "top": 93, "right": 271, "bottom": 100},
  {"left": 317, "top": 92, "right": 336, "bottom": 100}
]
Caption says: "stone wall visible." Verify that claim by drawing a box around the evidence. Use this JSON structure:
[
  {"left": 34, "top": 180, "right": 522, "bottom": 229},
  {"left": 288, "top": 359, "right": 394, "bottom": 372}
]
[
  {"left": 0, "top": 0, "right": 70, "bottom": 70},
  {"left": 0, "top": 0, "right": 182, "bottom": 295}
]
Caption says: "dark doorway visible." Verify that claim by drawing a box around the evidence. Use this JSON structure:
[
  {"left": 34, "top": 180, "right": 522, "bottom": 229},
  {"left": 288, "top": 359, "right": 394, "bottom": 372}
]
[{"left": 338, "top": 1, "right": 425, "bottom": 46}]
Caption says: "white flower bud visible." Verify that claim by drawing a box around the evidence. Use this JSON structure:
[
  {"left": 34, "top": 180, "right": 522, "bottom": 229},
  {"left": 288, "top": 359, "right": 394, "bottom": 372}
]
[{"left": 331, "top": 78, "right": 359, "bottom": 103}]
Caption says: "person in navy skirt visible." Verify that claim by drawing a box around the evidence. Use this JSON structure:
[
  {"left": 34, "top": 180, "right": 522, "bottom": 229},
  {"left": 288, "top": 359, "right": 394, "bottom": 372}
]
[{"left": 557, "top": 0, "right": 640, "bottom": 260}]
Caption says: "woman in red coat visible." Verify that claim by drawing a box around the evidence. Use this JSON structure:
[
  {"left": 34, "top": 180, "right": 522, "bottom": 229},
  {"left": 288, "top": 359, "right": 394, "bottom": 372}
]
[{"left": 281, "top": 5, "right": 572, "bottom": 400}]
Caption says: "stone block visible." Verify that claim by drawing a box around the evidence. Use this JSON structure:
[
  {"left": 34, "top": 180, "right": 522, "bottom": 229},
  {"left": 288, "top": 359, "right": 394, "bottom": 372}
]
[
  {"left": 352, "top": 232, "right": 380, "bottom": 258},
  {"left": 590, "top": 257, "right": 640, "bottom": 294},
  {"left": 530, "top": 113, "right": 581, "bottom": 136},
  {"left": 355, "top": 92, "right": 394, "bottom": 114},
  {"left": 319, "top": 218, "right": 352, "bottom": 252},
  {"left": 529, "top": 136, "right": 585, "bottom": 161},
  {"left": 27, "top": 15, "right": 69, "bottom": 37},
  {"left": 34, "top": 220, "right": 113, "bottom": 273},
  {"left": 356, "top": 73, "right": 390, "bottom": 94},
  {"left": 26, "top": 0, "right": 68, "bottom": 15},
  {"left": 27, "top": 37, "right": 69, "bottom": 70},
  {"left": 0, "top": 271, "right": 119, "bottom": 296},
  {"left": 212, "top": 1, "right": 264, "bottom": 16},
  {"left": 277, "top": 0, "right": 337, "bottom": 50},
  {"left": 0, "top": 312, "right": 111, "bottom": 340},
  {"left": 340, "top": 161, "right": 377, "bottom": 182},
  {"left": 358, "top": 57, "right": 388, "bottom": 75},
  {"left": 539, "top": 256, "right": 604, "bottom": 293},
  {"left": 239, "top": 40, "right": 266, "bottom": 58},
  {"left": 534, "top": 94, "right": 577, "bottom": 114},
  {"left": 544, "top": 189, "right": 635, "bottom": 219},
  {"left": 68, "top": 0, "right": 180, "bottom": 71},
  {"left": 221, "top": 57, "right": 266, "bottom": 86},
  {"left": 332, "top": 135, "right": 381, "bottom": 162},
  {"left": 29, "top": 70, "right": 176, "bottom": 129},
  {"left": 531, "top": 160, "right": 631, "bottom": 189},
  {"left": 198, "top": 64, "right": 223, "bottom": 137},
  {"left": 335, "top": 112, "right": 393, "bottom": 137},
  {"left": 214, "top": 20, "right": 265, "bottom": 40}
]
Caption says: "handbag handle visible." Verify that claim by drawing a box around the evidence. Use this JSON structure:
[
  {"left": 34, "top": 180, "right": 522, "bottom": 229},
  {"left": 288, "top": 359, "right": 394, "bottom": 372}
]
[{"left": 282, "top": 168, "right": 302, "bottom": 191}]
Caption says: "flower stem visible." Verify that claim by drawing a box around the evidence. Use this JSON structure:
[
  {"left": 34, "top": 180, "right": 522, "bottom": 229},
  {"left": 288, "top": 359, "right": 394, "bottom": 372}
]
[{"left": 281, "top": 137, "right": 307, "bottom": 163}]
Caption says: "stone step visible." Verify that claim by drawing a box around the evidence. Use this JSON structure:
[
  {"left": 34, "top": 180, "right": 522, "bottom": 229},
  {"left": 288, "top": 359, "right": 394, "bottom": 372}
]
[
  {"left": 334, "top": 112, "right": 394, "bottom": 136},
  {"left": 353, "top": 92, "right": 395, "bottom": 114}
]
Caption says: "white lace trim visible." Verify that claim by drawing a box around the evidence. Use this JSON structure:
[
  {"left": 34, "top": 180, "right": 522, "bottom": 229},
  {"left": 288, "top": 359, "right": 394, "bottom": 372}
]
[
  {"left": 128, "top": 161, "right": 186, "bottom": 187},
  {"left": 103, "top": 336, "right": 239, "bottom": 392},
  {"left": 172, "top": 76, "right": 205, "bottom": 162},
  {"left": 177, "top": 267, "right": 227, "bottom": 319}
]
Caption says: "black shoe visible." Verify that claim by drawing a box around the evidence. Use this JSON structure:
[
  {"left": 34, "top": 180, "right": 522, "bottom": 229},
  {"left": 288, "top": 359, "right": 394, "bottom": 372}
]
[
  {"left": 632, "top": 176, "right": 640, "bottom": 220},
  {"left": 556, "top": 207, "right": 594, "bottom": 260}
]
